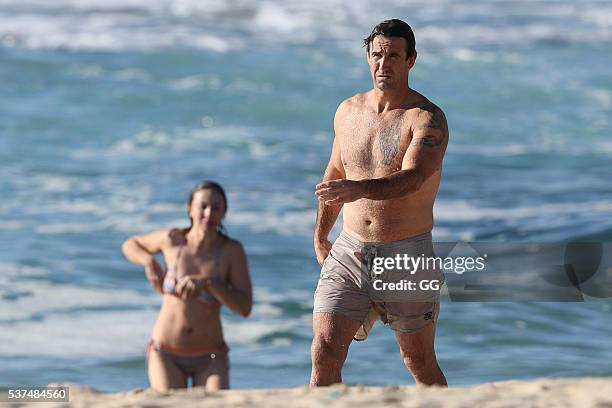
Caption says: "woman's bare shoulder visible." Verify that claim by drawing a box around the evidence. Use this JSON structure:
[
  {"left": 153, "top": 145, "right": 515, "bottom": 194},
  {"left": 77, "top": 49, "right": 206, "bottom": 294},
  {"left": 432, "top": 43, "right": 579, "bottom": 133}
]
[
  {"left": 222, "top": 237, "right": 245, "bottom": 256},
  {"left": 167, "top": 228, "right": 188, "bottom": 246}
]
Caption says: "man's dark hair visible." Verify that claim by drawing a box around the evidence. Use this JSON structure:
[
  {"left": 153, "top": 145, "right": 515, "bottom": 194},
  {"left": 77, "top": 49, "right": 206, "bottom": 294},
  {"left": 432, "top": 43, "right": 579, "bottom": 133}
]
[{"left": 363, "top": 19, "right": 416, "bottom": 59}]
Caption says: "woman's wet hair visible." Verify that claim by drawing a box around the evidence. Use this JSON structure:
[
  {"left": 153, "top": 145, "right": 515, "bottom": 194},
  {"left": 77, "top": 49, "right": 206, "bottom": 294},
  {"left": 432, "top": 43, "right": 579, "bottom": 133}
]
[
  {"left": 186, "top": 180, "right": 229, "bottom": 238},
  {"left": 363, "top": 19, "right": 416, "bottom": 60}
]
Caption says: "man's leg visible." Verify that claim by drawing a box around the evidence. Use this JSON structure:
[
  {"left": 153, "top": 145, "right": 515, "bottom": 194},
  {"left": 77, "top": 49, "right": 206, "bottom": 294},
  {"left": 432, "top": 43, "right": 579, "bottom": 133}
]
[
  {"left": 310, "top": 312, "right": 361, "bottom": 386},
  {"left": 395, "top": 321, "right": 447, "bottom": 386}
]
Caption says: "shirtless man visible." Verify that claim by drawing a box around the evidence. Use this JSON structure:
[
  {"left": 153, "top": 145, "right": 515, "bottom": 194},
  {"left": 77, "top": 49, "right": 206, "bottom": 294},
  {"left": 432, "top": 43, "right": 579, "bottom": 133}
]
[{"left": 311, "top": 19, "right": 448, "bottom": 387}]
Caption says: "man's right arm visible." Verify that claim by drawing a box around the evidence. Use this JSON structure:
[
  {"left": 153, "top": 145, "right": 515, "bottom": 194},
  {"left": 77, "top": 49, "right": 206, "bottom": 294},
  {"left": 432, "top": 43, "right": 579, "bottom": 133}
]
[{"left": 314, "top": 104, "right": 346, "bottom": 265}]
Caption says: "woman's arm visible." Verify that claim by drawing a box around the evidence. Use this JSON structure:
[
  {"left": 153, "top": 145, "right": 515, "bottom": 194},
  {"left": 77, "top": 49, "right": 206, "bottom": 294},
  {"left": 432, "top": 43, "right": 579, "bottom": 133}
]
[
  {"left": 121, "top": 229, "right": 171, "bottom": 293},
  {"left": 207, "top": 241, "right": 253, "bottom": 317}
]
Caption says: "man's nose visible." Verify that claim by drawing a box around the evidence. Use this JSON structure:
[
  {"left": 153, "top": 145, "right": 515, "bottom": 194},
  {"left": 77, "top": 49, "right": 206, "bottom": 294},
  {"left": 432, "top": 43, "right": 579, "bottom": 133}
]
[{"left": 379, "top": 56, "right": 391, "bottom": 70}]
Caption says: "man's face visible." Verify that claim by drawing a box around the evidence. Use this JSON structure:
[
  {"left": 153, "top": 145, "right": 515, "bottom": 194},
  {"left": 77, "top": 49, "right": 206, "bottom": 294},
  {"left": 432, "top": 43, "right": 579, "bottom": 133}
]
[{"left": 367, "top": 35, "right": 416, "bottom": 91}]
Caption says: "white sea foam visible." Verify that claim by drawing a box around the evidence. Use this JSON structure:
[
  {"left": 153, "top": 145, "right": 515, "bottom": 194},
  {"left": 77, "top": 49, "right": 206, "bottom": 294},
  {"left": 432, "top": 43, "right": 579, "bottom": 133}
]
[
  {"left": 1, "top": 0, "right": 611, "bottom": 51},
  {"left": 4, "top": 160, "right": 610, "bottom": 241},
  {"left": 223, "top": 320, "right": 298, "bottom": 346},
  {"left": 167, "top": 75, "right": 222, "bottom": 91},
  {"left": 254, "top": 286, "right": 312, "bottom": 304},
  {"left": 3, "top": 162, "right": 319, "bottom": 237},
  {"left": 588, "top": 88, "right": 612, "bottom": 109},
  {"left": 0, "top": 263, "right": 48, "bottom": 279},
  {"left": 0, "top": 311, "right": 156, "bottom": 357},
  {"left": 67, "top": 64, "right": 105, "bottom": 79},
  {"left": 0, "top": 272, "right": 310, "bottom": 357},
  {"left": 449, "top": 137, "right": 612, "bottom": 157},
  {"left": 110, "top": 125, "right": 253, "bottom": 155},
  {"left": 112, "top": 68, "right": 150, "bottom": 82},
  {"left": 435, "top": 199, "right": 612, "bottom": 223},
  {"left": 0, "top": 273, "right": 156, "bottom": 321},
  {"left": 107, "top": 125, "right": 317, "bottom": 165},
  {"left": 0, "top": 307, "right": 300, "bottom": 357},
  {"left": 0, "top": 278, "right": 159, "bottom": 357},
  {"left": 230, "top": 209, "right": 315, "bottom": 237},
  {"left": 0, "top": 220, "right": 28, "bottom": 230}
]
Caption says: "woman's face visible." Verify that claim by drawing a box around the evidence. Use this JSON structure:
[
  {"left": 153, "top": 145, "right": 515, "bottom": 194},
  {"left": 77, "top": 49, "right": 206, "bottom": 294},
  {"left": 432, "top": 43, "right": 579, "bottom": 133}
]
[{"left": 189, "top": 189, "right": 226, "bottom": 233}]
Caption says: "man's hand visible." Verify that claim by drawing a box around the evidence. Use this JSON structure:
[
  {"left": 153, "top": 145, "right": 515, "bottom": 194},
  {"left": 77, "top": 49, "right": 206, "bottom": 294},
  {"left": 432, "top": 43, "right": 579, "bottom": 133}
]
[
  {"left": 144, "top": 257, "right": 164, "bottom": 294},
  {"left": 314, "top": 238, "right": 332, "bottom": 266},
  {"left": 315, "top": 179, "right": 366, "bottom": 205}
]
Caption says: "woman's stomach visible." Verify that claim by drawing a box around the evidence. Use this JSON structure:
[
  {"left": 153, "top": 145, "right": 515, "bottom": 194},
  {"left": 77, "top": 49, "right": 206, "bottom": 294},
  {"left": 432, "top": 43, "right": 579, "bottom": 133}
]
[{"left": 152, "top": 295, "right": 225, "bottom": 350}]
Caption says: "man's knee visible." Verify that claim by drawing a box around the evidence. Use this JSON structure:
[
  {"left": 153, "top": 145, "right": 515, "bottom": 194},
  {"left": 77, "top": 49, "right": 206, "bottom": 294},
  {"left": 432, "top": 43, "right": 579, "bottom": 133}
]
[
  {"left": 310, "top": 334, "right": 347, "bottom": 386},
  {"left": 311, "top": 334, "right": 346, "bottom": 368},
  {"left": 400, "top": 348, "right": 437, "bottom": 373},
  {"left": 311, "top": 335, "right": 337, "bottom": 360}
]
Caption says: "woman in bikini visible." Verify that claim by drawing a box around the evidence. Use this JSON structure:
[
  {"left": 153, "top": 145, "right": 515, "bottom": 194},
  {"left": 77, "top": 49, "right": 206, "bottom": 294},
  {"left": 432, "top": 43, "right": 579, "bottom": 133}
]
[{"left": 122, "top": 181, "right": 252, "bottom": 391}]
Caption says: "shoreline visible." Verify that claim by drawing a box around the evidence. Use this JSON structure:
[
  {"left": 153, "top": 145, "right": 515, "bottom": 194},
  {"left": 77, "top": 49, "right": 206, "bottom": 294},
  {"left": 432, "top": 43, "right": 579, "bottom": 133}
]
[{"left": 4, "top": 377, "right": 611, "bottom": 407}]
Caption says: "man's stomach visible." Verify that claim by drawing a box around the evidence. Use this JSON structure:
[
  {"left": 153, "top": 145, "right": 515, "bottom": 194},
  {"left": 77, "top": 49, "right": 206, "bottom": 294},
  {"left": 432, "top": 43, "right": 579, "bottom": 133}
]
[{"left": 342, "top": 200, "right": 434, "bottom": 242}]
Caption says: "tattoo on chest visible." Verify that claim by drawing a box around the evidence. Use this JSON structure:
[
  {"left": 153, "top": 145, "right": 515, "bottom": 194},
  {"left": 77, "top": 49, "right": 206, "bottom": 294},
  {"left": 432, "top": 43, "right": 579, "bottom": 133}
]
[{"left": 378, "top": 123, "right": 400, "bottom": 166}]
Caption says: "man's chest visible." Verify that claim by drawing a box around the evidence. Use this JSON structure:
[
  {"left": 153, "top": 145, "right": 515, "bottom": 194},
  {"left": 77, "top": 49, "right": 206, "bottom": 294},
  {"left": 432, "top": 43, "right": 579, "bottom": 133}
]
[{"left": 340, "top": 115, "right": 411, "bottom": 176}]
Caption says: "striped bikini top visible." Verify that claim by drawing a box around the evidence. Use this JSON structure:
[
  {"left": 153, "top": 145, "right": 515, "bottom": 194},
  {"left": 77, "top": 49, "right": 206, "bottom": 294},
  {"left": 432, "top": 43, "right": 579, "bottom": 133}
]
[{"left": 162, "top": 244, "right": 221, "bottom": 306}]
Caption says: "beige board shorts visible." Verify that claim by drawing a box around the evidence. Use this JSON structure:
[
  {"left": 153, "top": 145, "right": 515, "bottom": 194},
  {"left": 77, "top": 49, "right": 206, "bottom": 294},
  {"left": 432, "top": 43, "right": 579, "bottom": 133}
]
[{"left": 313, "top": 230, "right": 445, "bottom": 334}]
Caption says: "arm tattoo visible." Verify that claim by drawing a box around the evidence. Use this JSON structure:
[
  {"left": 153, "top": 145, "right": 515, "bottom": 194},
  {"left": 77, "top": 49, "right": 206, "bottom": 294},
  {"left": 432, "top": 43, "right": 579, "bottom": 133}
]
[
  {"left": 410, "top": 136, "right": 442, "bottom": 147},
  {"left": 412, "top": 103, "right": 447, "bottom": 148},
  {"left": 378, "top": 123, "right": 400, "bottom": 165},
  {"left": 416, "top": 121, "right": 440, "bottom": 131},
  {"left": 415, "top": 103, "right": 441, "bottom": 128}
]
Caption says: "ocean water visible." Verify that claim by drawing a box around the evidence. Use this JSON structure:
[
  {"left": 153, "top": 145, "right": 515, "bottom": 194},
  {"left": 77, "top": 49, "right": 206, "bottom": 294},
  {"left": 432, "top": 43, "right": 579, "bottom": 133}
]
[{"left": 1, "top": 0, "right": 611, "bottom": 392}]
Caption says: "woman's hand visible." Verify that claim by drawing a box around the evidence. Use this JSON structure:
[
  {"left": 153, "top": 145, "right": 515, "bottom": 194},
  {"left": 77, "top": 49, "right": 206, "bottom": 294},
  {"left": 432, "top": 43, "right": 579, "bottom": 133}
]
[
  {"left": 144, "top": 257, "right": 164, "bottom": 294},
  {"left": 176, "top": 276, "right": 207, "bottom": 299},
  {"left": 176, "top": 276, "right": 225, "bottom": 300},
  {"left": 202, "top": 277, "right": 224, "bottom": 296}
]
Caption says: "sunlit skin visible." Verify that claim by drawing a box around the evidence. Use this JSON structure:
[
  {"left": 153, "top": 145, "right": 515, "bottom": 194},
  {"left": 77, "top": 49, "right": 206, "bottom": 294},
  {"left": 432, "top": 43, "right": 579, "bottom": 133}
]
[
  {"left": 188, "top": 189, "right": 226, "bottom": 240},
  {"left": 311, "top": 29, "right": 449, "bottom": 387},
  {"left": 315, "top": 36, "right": 419, "bottom": 207},
  {"left": 122, "top": 187, "right": 252, "bottom": 391},
  {"left": 175, "top": 189, "right": 228, "bottom": 297},
  {"left": 368, "top": 36, "right": 417, "bottom": 94}
]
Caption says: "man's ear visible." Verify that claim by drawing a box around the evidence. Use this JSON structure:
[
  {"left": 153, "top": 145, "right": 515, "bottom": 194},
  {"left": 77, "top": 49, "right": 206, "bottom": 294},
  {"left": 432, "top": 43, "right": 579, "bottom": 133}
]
[{"left": 407, "top": 50, "right": 417, "bottom": 69}]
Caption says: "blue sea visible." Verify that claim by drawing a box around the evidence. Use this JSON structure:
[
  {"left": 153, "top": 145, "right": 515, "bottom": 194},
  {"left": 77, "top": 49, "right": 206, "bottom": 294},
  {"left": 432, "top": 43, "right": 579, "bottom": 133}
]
[{"left": 1, "top": 0, "right": 611, "bottom": 392}]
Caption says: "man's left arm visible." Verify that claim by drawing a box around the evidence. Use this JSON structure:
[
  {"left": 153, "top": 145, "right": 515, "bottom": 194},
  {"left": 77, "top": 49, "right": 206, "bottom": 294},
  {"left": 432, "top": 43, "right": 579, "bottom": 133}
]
[
  {"left": 315, "top": 104, "right": 449, "bottom": 203},
  {"left": 363, "top": 105, "right": 448, "bottom": 200}
]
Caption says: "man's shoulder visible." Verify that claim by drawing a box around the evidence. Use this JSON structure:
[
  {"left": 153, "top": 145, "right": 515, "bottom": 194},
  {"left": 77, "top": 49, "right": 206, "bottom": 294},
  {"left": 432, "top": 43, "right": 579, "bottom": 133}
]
[
  {"left": 337, "top": 92, "right": 368, "bottom": 113},
  {"left": 407, "top": 93, "right": 445, "bottom": 117},
  {"left": 407, "top": 95, "right": 448, "bottom": 137}
]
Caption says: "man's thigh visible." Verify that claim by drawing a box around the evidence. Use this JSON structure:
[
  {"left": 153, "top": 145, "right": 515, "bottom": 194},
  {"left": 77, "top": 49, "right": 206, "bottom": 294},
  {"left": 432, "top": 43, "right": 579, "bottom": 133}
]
[
  {"left": 313, "top": 239, "right": 372, "bottom": 323},
  {"left": 311, "top": 312, "right": 362, "bottom": 385},
  {"left": 394, "top": 319, "right": 438, "bottom": 359},
  {"left": 383, "top": 300, "right": 440, "bottom": 333},
  {"left": 312, "top": 312, "right": 362, "bottom": 351}
]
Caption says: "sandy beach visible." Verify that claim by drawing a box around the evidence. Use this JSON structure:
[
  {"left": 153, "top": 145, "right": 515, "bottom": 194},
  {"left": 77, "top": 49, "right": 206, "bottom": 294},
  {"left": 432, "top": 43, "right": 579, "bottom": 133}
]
[{"left": 3, "top": 377, "right": 610, "bottom": 407}]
